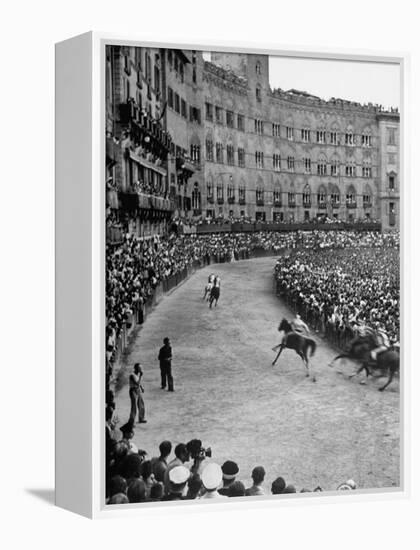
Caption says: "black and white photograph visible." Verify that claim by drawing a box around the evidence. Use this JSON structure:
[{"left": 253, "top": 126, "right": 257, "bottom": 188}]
[{"left": 105, "top": 45, "right": 401, "bottom": 506}]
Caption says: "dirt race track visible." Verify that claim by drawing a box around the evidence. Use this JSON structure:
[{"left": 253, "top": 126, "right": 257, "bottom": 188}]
[{"left": 115, "top": 257, "right": 400, "bottom": 492}]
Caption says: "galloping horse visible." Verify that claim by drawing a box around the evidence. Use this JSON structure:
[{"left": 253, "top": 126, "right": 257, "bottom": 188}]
[
  {"left": 329, "top": 334, "right": 400, "bottom": 392},
  {"left": 272, "top": 318, "right": 317, "bottom": 380},
  {"left": 209, "top": 285, "right": 220, "bottom": 308}
]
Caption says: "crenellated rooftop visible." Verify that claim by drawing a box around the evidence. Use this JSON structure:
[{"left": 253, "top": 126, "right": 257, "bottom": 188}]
[
  {"left": 271, "top": 87, "right": 399, "bottom": 116},
  {"left": 203, "top": 61, "right": 248, "bottom": 95}
]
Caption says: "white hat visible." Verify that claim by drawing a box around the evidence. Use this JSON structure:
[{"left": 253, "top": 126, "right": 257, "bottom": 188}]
[
  {"left": 169, "top": 466, "right": 190, "bottom": 485},
  {"left": 202, "top": 463, "right": 223, "bottom": 490}
]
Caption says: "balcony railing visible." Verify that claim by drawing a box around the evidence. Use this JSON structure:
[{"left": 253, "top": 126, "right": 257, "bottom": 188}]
[
  {"left": 302, "top": 201, "right": 311, "bottom": 208},
  {"left": 256, "top": 199, "right": 264, "bottom": 206},
  {"left": 217, "top": 198, "right": 224, "bottom": 205},
  {"left": 238, "top": 198, "right": 246, "bottom": 205},
  {"left": 207, "top": 197, "right": 214, "bottom": 204},
  {"left": 273, "top": 200, "right": 282, "bottom": 207},
  {"left": 332, "top": 202, "right": 340, "bottom": 209},
  {"left": 288, "top": 202, "right": 296, "bottom": 208},
  {"left": 228, "top": 197, "right": 235, "bottom": 204},
  {"left": 346, "top": 202, "right": 357, "bottom": 209},
  {"left": 363, "top": 202, "right": 372, "bottom": 208}
]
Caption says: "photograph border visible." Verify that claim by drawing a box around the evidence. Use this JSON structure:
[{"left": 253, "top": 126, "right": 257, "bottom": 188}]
[{"left": 58, "top": 32, "right": 410, "bottom": 519}]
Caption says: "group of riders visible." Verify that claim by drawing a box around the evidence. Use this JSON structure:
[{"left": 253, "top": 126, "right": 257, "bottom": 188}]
[
  {"left": 281, "top": 313, "right": 399, "bottom": 363},
  {"left": 203, "top": 273, "right": 221, "bottom": 308}
]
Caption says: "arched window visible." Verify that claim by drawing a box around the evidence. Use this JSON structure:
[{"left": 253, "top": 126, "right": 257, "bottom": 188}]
[
  {"left": 361, "top": 127, "right": 372, "bottom": 147},
  {"left": 256, "top": 177, "right": 264, "bottom": 205},
  {"left": 330, "top": 185, "right": 340, "bottom": 207},
  {"left": 192, "top": 182, "right": 201, "bottom": 210},
  {"left": 345, "top": 125, "right": 355, "bottom": 146},
  {"left": 288, "top": 182, "right": 296, "bottom": 207},
  {"left": 302, "top": 184, "right": 311, "bottom": 207},
  {"left": 363, "top": 183, "right": 372, "bottom": 207},
  {"left": 256, "top": 61, "right": 261, "bottom": 75},
  {"left": 273, "top": 181, "right": 282, "bottom": 206},
  {"left": 256, "top": 84, "right": 262, "bottom": 102},
  {"left": 346, "top": 184, "right": 357, "bottom": 207},
  {"left": 206, "top": 176, "right": 214, "bottom": 203},
  {"left": 317, "top": 184, "right": 327, "bottom": 208},
  {"left": 317, "top": 155, "right": 327, "bottom": 176}
]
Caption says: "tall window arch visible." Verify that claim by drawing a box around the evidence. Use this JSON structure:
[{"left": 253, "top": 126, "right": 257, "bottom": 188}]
[{"left": 303, "top": 183, "right": 312, "bottom": 207}]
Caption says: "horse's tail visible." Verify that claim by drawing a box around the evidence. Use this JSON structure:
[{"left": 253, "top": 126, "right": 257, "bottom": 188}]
[{"left": 307, "top": 338, "right": 317, "bottom": 357}]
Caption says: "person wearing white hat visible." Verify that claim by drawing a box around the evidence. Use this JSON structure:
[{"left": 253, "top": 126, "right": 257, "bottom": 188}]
[
  {"left": 200, "top": 463, "right": 227, "bottom": 499},
  {"left": 161, "top": 465, "right": 190, "bottom": 501}
]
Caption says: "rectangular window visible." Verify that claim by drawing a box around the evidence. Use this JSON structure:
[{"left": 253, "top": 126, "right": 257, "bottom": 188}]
[
  {"left": 330, "top": 162, "right": 338, "bottom": 176},
  {"left": 207, "top": 183, "right": 214, "bottom": 200},
  {"left": 227, "top": 145, "right": 235, "bottom": 165},
  {"left": 237, "top": 114, "right": 245, "bottom": 131},
  {"left": 345, "top": 164, "right": 356, "bottom": 177},
  {"left": 362, "top": 166, "right": 372, "bottom": 178},
  {"left": 316, "top": 130, "right": 326, "bottom": 144},
  {"left": 174, "top": 93, "right": 180, "bottom": 113},
  {"left": 254, "top": 119, "right": 264, "bottom": 135},
  {"left": 272, "top": 123, "right": 280, "bottom": 137},
  {"left": 317, "top": 162, "right": 327, "bottom": 176},
  {"left": 181, "top": 99, "right": 187, "bottom": 118},
  {"left": 190, "top": 145, "right": 200, "bottom": 164},
  {"left": 205, "top": 102, "right": 213, "bottom": 121},
  {"left": 303, "top": 157, "right": 311, "bottom": 173},
  {"left": 215, "top": 106, "right": 223, "bottom": 124},
  {"left": 389, "top": 175, "right": 395, "bottom": 190},
  {"left": 345, "top": 132, "right": 355, "bottom": 146},
  {"left": 255, "top": 151, "right": 264, "bottom": 169},
  {"left": 287, "top": 156, "right": 295, "bottom": 171},
  {"left": 206, "top": 139, "right": 214, "bottom": 162},
  {"left": 190, "top": 106, "right": 201, "bottom": 124},
  {"left": 238, "top": 148, "right": 245, "bottom": 167},
  {"left": 362, "top": 134, "right": 372, "bottom": 147},
  {"left": 273, "top": 154, "right": 281, "bottom": 171},
  {"left": 216, "top": 143, "right": 224, "bottom": 163},
  {"left": 301, "top": 129, "right": 310, "bottom": 142},
  {"left": 388, "top": 128, "right": 396, "bottom": 145},
  {"left": 226, "top": 110, "right": 234, "bottom": 128},
  {"left": 168, "top": 87, "right": 174, "bottom": 109},
  {"left": 239, "top": 187, "right": 246, "bottom": 203},
  {"left": 330, "top": 131, "right": 338, "bottom": 145},
  {"left": 286, "top": 126, "right": 294, "bottom": 140}
]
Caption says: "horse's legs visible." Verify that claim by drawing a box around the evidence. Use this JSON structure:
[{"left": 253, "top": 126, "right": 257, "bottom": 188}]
[
  {"left": 328, "top": 353, "right": 349, "bottom": 368},
  {"left": 379, "top": 368, "right": 395, "bottom": 392},
  {"left": 272, "top": 346, "right": 284, "bottom": 366},
  {"left": 349, "top": 364, "right": 365, "bottom": 379}
]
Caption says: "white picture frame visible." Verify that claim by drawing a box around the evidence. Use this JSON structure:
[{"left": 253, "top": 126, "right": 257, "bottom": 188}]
[{"left": 55, "top": 32, "right": 409, "bottom": 519}]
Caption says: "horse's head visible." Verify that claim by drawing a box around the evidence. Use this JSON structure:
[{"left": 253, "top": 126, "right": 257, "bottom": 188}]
[{"left": 278, "top": 318, "right": 292, "bottom": 333}]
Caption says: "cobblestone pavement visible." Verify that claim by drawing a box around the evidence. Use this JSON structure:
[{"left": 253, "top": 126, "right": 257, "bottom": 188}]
[{"left": 114, "top": 257, "right": 400, "bottom": 493}]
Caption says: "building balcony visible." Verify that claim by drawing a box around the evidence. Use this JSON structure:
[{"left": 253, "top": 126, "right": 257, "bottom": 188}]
[
  {"left": 331, "top": 202, "right": 340, "bottom": 209},
  {"left": 317, "top": 203, "right": 327, "bottom": 209},
  {"left": 256, "top": 199, "right": 264, "bottom": 206},
  {"left": 346, "top": 202, "right": 357, "bottom": 209},
  {"left": 302, "top": 201, "right": 311, "bottom": 208},
  {"left": 207, "top": 197, "right": 214, "bottom": 204},
  {"left": 363, "top": 201, "right": 372, "bottom": 208},
  {"left": 228, "top": 197, "right": 235, "bottom": 204},
  {"left": 217, "top": 198, "right": 224, "bottom": 205},
  {"left": 238, "top": 198, "right": 246, "bottom": 205},
  {"left": 273, "top": 200, "right": 282, "bottom": 208}
]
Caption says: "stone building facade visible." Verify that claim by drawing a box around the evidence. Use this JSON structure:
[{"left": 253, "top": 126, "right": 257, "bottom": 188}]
[{"left": 106, "top": 47, "right": 400, "bottom": 235}]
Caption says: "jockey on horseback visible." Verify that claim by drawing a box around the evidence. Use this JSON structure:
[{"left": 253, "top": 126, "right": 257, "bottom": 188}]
[
  {"left": 215, "top": 275, "right": 221, "bottom": 288},
  {"left": 208, "top": 273, "right": 215, "bottom": 284},
  {"left": 291, "top": 313, "right": 310, "bottom": 336},
  {"left": 371, "top": 325, "right": 390, "bottom": 361},
  {"left": 280, "top": 314, "right": 309, "bottom": 346}
]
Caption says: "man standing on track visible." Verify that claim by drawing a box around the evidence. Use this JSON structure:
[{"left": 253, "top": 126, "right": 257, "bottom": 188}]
[
  {"left": 158, "top": 337, "right": 174, "bottom": 391},
  {"left": 129, "top": 363, "right": 146, "bottom": 423}
]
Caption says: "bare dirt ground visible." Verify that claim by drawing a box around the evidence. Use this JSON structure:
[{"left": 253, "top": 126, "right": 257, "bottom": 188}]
[{"left": 114, "top": 257, "right": 400, "bottom": 492}]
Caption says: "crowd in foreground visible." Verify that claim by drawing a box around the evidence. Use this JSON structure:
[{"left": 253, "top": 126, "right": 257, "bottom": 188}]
[{"left": 105, "top": 412, "right": 357, "bottom": 504}]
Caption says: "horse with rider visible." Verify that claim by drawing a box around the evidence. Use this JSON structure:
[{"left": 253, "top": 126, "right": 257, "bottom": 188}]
[
  {"left": 272, "top": 314, "right": 317, "bottom": 381},
  {"left": 209, "top": 274, "right": 221, "bottom": 308},
  {"left": 329, "top": 321, "right": 400, "bottom": 392}
]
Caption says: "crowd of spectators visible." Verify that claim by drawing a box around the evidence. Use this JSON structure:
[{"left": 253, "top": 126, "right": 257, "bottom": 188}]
[
  {"left": 274, "top": 237, "right": 400, "bottom": 343},
  {"left": 105, "top": 422, "right": 357, "bottom": 505}
]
